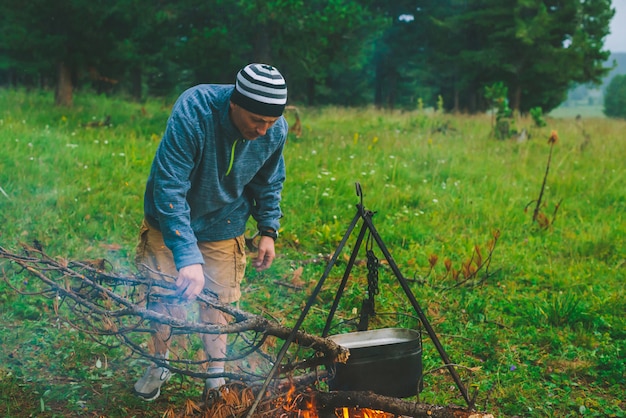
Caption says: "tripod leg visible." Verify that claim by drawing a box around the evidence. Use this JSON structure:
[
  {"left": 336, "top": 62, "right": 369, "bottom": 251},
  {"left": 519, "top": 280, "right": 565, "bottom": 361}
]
[
  {"left": 245, "top": 210, "right": 362, "bottom": 418},
  {"left": 361, "top": 212, "right": 472, "bottom": 407},
  {"left": 322, "top": 222, "right": 369, "bottom": 337}
]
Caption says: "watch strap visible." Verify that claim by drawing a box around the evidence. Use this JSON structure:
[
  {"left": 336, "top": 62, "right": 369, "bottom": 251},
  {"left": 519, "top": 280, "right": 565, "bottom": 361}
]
[{"left": 258, "top": 229, "right": 278, "bottom": 241}]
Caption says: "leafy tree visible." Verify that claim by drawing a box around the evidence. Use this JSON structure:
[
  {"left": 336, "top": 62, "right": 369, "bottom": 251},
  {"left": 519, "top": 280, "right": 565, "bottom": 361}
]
[
  {"left": 369, "top": 0, "right": 432, "bottom": 109},
  {"left": 603, "top": 74, "right": 626, "bottom": 119},
  {"left": 105, "top": 0, "right": 180, "bottom": 100},
  {"left": 0, "top": 4, "right": 39, "bottom": 86},
  {"left": 425, "top": 0, "right": 497, "bottom": 112},
  {"left": 1, "top": 0, "right": 125, "bottom": 106},
  {"left": 0, "top": 0, "right": 616, "bottom": 111},
  {"left": 171, "top": 0, "right": 253, "bottom": 88},
  {"left": 504, "top": 0, "right": 614, "bottom": 113},
  {"left": 270, "top": 0, "right": 384, "bottom": 105},
  {"left": 413, "top": 0, "right": 614, "bottom": 113},
  {"left": 119, "top": 0, "right": 382, "bottom": 104}
]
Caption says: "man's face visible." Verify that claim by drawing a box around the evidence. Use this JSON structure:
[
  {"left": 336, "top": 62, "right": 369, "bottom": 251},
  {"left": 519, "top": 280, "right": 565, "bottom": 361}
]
[{"left": 229, "top": 102, "right": 280, "bottom": 140}]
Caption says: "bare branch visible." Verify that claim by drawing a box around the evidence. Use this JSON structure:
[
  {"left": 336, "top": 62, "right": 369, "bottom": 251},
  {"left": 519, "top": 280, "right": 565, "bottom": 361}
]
[{"left": 0, "top": 244, "right": 349, "bottom": 385}]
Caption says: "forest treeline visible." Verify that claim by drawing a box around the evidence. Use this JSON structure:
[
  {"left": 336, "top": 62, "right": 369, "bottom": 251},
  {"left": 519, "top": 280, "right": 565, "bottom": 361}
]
[{"left": 0, "top": 0, "right": 616, "bottom": 113}]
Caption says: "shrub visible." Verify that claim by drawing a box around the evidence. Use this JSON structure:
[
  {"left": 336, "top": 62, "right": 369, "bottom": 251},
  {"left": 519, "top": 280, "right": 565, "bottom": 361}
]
[
  {"left": 603, "top": 74, "right": 626, "bottom": 119},
  {"left": 485, "top": 82, "right": 515, "bottom": 139},
  {"left": 529, "top": 106, "right": 547, "bottom": 127}
]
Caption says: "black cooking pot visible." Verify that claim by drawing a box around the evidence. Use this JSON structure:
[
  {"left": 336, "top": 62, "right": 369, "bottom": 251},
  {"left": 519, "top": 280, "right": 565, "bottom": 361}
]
[{"left": 327, "top": 328, "right": 423, "bottom": 398}]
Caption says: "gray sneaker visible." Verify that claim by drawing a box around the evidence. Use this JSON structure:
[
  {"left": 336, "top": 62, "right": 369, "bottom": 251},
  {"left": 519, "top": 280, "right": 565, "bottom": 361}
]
[
  {"left": 202, "top": 377, "right": 226, "bottom": 403},
  {"left": 205, "top": 376, "right": 225, "bottom": 390},
  {"left": 134, "top": 365, "right": 172, "bottom": 401}
]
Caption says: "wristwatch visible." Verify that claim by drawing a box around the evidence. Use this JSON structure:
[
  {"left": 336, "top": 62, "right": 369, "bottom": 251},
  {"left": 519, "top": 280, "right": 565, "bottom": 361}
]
[{"left": 259, "top": 228, "right": 278, "bottom": 241}]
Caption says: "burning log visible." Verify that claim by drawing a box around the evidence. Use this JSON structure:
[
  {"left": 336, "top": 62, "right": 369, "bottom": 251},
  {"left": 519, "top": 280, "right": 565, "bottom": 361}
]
[
  {"left": 305, "top": 390, "right": 492, "bottom": 418},
  {"left": 198, "top": 384, "right": 492, "bottom": 418}
]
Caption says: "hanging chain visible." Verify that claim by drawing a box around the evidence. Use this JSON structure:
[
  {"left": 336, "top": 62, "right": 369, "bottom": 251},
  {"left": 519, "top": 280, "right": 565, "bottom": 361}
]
[{"left": 358, "top": 233, "right": 380, "bottom": 331}]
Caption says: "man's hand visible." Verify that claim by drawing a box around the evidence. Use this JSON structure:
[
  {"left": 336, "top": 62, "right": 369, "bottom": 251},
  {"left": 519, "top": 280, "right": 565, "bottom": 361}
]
[
  {"left": 176, "top": 263, "right": 205, "bottom": 300},
  {"left": 253, "top": 236, "right": 276, "bottom": 271}
]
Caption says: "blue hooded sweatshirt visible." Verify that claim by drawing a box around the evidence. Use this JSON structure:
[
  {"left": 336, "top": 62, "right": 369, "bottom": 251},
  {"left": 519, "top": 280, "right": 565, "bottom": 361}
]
[{"left": 143, "top": 84, "right": 287, "bottom": 269}]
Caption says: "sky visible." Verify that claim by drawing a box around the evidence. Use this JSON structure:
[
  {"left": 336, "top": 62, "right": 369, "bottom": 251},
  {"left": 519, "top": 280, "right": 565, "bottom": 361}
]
[{"left": 606, "top": 0, "right": 626, "bottom": 52}]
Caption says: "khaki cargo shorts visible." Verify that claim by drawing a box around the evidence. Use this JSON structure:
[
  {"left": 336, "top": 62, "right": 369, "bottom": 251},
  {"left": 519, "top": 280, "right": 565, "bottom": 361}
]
[{"left": 134, "top": 219, "right": 246, "bottom": 304}]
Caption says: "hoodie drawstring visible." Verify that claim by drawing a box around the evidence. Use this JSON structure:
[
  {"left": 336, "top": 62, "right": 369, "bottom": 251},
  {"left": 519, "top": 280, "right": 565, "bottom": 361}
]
[{"left": 225, "top": 139, "right": 239, "bottom": 176}]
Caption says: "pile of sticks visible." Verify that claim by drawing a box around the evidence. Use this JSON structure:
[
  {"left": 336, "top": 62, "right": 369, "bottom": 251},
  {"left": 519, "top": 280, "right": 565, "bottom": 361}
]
[{"left": 1, "top": 244, "right": 492, "bottom": 417}]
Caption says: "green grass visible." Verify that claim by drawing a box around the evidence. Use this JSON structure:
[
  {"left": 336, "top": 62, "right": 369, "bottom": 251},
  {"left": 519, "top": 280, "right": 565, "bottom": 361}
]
[
  {"left": 1, "top": 88, "right": 625, "bottom": 417},
  {"left": 549, "top": 104, "right": 606, "bottom": 118}
]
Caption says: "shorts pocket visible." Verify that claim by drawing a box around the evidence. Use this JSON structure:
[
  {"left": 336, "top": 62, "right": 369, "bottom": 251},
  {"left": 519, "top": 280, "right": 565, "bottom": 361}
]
[
  {"left": 234, "top": 235, "right": 247, "bottom": 287},
  {"left": 134, "top": 219, "right": 151, "bottom": 268}
]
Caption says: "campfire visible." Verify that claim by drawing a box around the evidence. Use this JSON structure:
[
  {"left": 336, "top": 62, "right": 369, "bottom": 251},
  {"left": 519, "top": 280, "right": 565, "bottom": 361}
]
[
  {"left": 199, "top": 384, "right": 399, "bottom": 417},
  {"left": 199, "top": 383, "right": 490, "bottom": 418},
  {"left": 281, "top": 384, "right": 395, "bottom": 418},
  {"left": 1, "top": 185, "right": 496, "bottom": 418}
]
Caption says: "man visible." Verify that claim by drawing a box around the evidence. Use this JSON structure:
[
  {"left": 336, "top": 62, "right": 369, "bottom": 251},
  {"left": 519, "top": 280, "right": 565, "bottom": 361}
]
[{"left": 133, "top": 63, "right": 288, "bottom": 401}]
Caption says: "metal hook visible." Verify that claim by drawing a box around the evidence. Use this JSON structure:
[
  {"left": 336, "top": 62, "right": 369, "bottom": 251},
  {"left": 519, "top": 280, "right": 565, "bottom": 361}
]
[{"left": 355, "top": 182, "right": 363, "bottom": 209}]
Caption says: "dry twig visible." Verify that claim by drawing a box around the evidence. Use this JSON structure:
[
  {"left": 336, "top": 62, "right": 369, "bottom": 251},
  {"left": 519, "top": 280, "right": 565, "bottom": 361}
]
[{"left": 0, "top": 244, "right": 348, "bottom": 386}]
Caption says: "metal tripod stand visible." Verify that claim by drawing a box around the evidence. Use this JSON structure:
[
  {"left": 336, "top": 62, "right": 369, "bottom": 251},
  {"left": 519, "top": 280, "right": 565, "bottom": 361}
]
[{"left": 245, "top": 183, "right": 471, "bottom": 417}]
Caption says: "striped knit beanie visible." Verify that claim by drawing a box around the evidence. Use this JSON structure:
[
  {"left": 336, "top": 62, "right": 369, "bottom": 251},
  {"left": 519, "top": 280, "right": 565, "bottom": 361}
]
[{"left": 230, "top": 64, "right": 287, "bottom": 117}]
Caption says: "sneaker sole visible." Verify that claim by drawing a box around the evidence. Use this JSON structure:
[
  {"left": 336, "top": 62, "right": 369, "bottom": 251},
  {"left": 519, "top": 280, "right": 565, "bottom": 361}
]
[
  {"left": 135, "top": 387, "right": 161, "bottom": 402},
  {"left": 134, "top": 372, "right": 171, "bottom": 401}
]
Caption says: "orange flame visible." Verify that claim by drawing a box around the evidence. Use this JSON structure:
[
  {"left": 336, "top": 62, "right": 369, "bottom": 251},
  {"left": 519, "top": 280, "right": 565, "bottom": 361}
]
[
  {"left": 294, "top": 406, "right": 393, "bottom": 418},
  {"left": 284, "top": 382, "right": 394, "bottom": 417},
  {"left": 336, "top": 407, "right": 394, "bottom": 417}
]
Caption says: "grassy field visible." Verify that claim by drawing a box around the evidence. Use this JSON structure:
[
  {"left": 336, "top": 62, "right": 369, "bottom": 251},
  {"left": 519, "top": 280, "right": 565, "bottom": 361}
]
[
  {"left": 0, "top": 89, "right": 624, "bottom": 417},
  {"left": 549, "top": 104, "right": 606, "bottom": 119}
]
